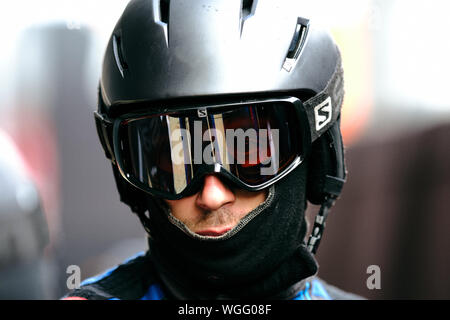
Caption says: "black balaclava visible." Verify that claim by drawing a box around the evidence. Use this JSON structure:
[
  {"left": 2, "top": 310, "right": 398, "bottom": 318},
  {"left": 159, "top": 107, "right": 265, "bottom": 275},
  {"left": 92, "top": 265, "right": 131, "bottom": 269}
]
[{"left": 142, "top": 160, "right": 318, "bottom": 300}]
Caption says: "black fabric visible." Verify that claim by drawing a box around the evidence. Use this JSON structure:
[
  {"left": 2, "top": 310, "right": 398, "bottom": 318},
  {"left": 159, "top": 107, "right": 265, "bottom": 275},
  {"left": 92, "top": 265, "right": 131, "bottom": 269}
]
[
  {"left": 306, "top": 134, "right": 335, "bottom": 205},
  {"left": 143, "top": 161, "right": 319, "bottom": 299},
  {"left": 62, "top": 251, "right": 364, "bottom": 300},
  {"left": 306, "top": 119, "right": 346, "bottom": 205},
  {"left": 112, "top": 163, "right": 148, "bottom": 214}
]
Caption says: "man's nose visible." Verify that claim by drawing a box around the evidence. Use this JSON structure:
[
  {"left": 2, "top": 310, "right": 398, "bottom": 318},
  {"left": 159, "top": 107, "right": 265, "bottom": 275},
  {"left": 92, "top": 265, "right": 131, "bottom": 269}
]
[{"left": 195, "top": 175, "right": 235, "bottom": 211}]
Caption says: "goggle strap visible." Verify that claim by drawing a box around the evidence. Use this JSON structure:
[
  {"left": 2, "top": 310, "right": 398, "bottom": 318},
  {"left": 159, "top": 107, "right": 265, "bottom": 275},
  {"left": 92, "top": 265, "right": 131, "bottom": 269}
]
[{"left": 304, "top": 49, "right": 344, "bottom": 143}]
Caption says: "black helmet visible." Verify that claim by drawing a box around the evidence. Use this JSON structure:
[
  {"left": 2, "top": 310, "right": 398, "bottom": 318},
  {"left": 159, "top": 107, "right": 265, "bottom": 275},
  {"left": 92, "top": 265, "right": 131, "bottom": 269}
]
[{"left": 95, "top": 0, "right": 346, "bottom": 254}]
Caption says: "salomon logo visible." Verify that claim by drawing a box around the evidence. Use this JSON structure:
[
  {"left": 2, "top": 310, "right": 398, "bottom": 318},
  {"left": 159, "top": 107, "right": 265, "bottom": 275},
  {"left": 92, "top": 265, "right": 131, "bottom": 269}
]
[
  {"left": 314, "top": 97, "right": 332, "bottom": 132},
  {"left": 197, "top": 108, "right": 208, "bottom": 118}
]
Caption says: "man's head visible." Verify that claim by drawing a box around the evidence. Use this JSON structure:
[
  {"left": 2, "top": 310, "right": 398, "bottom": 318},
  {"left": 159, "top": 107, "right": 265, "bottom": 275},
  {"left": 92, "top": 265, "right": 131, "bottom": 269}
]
[{"left": 94, "top": 0, "right": 346, "bottom": 298}]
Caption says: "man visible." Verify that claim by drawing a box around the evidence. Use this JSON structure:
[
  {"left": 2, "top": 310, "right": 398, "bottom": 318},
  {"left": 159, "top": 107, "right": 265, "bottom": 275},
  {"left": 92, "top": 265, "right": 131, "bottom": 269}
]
[{"left": 64, "top": 0, "right": 361, "bottom": 300}]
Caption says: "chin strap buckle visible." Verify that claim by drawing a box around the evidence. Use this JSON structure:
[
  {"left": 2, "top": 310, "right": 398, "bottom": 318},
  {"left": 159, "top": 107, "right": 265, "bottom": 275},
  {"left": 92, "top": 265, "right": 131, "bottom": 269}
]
[
  {"left": 307, "top": 175, "right": 345, "bottom": 254},
  {"left": 306, "top": 196, "right": 335, "bottom": 255}
]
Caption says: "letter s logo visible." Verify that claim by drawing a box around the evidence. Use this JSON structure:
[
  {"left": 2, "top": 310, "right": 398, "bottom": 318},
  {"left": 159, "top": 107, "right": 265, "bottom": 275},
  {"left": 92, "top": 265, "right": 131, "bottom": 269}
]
[{"left": 314, "top": 97, "right": 332, "bottom": 132}]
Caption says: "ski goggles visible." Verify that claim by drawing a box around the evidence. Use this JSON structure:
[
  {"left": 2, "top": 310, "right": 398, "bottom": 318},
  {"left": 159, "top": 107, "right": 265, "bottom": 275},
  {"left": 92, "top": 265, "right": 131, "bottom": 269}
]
[{"left": 95, "top": 96, "right": 311, "bottom": 200}]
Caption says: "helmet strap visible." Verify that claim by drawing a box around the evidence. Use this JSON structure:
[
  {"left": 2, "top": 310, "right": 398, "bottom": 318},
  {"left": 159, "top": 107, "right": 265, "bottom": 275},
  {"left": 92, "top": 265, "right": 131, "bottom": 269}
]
[{"left": 307, "top": 174, "right": 345, "bottom": 254}]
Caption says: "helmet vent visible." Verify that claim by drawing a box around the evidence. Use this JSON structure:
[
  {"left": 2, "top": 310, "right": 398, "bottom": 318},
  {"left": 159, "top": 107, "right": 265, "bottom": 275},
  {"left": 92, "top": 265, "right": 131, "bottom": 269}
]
[
  {"left": 241, "top": 0, "right": 256, "bottom": 19},
  {"left": 240, "top": 0, "right": 257, "bottom": 35},
  {"left": 283, "top": 17, "right": 310, "bottom": 72},
  {"left": 152, "top": 0, "right": 169, "bottom": 46},
  {"left": 159, "top": 0, "right": 170, "bottom": 24},
  {"left": 112, "top": 34, "right": 128, "bottom": 78}
]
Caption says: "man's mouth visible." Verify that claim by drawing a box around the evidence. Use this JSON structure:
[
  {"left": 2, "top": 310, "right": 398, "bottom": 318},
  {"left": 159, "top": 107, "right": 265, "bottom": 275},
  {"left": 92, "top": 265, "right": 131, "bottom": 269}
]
[{"left": 195, "top": 227, "right": 233, "bottom": 237}]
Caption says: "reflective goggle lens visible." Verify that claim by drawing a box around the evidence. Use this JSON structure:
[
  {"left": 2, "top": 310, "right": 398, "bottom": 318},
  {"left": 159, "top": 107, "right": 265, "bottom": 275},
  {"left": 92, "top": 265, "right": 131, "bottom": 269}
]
[{"left": 115, "top": 100, "right": 304, "bottom": 196}]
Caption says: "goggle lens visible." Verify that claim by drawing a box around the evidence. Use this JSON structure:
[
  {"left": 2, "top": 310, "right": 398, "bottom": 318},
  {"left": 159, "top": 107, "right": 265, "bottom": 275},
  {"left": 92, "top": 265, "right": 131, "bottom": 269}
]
[{"left": 115, "top": 100, "right": 305, "bottom": 196}]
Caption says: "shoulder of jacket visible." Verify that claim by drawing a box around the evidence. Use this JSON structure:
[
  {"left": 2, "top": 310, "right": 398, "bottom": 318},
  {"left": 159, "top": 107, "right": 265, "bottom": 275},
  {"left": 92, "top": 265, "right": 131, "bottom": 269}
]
[
  {"left": 314, "top": 277, "right": 367, "bottom": 300},
  {"left": 62, "top": 251, "right": 159, "bottom": 300}
]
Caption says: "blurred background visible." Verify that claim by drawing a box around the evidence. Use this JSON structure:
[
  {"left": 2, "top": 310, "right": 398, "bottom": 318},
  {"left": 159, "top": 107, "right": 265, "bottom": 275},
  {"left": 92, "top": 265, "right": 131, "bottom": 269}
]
[{"left": 0, "top": 0, "right": 449, "bottom": 299}]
